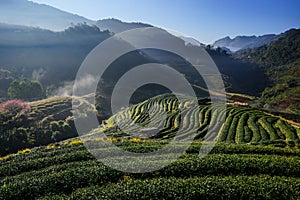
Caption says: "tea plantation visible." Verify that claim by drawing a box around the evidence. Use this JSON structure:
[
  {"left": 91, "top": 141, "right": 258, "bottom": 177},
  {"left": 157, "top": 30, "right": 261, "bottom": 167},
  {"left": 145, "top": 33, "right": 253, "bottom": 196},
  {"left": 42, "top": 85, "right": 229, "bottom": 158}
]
[
  {"left": 102, "top": 94, "right": 300, "bottom": 147},
  {"left": 1, "top": 94, "right": 300, "bottom": 199},
  {"left": 1, "top": 140, "right": 300, "bottom": 199}
]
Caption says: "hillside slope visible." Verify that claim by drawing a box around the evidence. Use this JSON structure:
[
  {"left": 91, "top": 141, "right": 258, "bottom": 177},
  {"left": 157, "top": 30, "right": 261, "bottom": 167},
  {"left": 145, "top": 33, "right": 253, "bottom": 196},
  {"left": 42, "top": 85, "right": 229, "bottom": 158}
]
[
  {"left": 99, "top": 94, "right": 299, "bottom": 147},
  {"left": 0, "top": 96, "right": 74, "bottom": 156},
  {"left": 235, "top": 28, "right": 300, "bottom": 114},
  {"left": 0, "top": 94, "right": 111, "bottom": 156},
  {"left": 0, "top": 0, "right": 94, "bottom": 30},
  {"left": 2, "top": 93, "right": 299, "bottom": 157}
]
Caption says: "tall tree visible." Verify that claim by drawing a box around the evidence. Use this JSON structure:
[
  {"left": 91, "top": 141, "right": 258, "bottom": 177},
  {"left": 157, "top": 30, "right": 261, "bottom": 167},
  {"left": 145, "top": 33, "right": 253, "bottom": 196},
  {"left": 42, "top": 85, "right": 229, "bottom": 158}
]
[{"left": 8, "top": 78, "right": 44, "bottom": 101}]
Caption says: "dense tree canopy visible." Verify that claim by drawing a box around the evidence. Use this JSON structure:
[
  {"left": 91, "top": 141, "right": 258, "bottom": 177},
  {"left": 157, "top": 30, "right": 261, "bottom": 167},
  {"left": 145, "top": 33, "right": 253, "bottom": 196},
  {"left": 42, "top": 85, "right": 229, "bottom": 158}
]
[{"left": 8, "top": 78, "right": 44, "bottom": 101}]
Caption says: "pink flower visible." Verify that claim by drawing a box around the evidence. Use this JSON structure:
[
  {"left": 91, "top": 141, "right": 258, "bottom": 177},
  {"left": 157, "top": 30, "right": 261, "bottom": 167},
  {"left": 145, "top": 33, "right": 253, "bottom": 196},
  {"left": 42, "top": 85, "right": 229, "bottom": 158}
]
[{"left": 0, "top": 99, "right": 31, "bottom": 117}]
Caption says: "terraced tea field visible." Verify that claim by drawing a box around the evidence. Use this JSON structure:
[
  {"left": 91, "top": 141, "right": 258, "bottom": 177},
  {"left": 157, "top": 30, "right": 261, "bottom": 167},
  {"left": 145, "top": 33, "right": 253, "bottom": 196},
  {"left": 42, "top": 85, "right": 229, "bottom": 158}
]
[
  {"left": 27, "top": 94, "right": 300, "bottom": 148},
  {"left": 29, "top": 96, "right": 73, "bottom": 125},
  {"left": 102, "top": 94, "right": 300, "bottom": 147},
  {"left": 29, "top": 94, "right": 110, "bottom": 126}
]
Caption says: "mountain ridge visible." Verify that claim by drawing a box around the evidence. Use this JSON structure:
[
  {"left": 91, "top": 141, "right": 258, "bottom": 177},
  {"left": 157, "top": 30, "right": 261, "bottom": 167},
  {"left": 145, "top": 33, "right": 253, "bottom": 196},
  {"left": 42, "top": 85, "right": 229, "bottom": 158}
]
[
  {"left": 213, "top": 34, "right": 277, "bottom": 52},
  {"left": 97, "top": 18, "right": 152, "bottom": 33},
  {"left": 0, "top": 0, "right": 95, "bottom": 30}
]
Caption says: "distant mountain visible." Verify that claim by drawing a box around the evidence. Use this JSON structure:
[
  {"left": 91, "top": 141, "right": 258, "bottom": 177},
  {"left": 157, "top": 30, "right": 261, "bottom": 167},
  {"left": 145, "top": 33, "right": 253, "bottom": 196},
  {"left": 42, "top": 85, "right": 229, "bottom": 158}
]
[
  {"left": 0, "top": 0, "right": 204, "bottom": 47},
  {"left": 96, "top": 18, "right": 152, "bottom": 33},
  {"left": 0, "top": 22, "right": 107, "bottom": 46},
  {"left": 0, "top": 21, "right": 268, "bottom": 101},
  {"left": 0, "top": 0, "right": 94, "bottom": 30},
  {"left": 0, "top": 0, "right": 153, "bottom": 34},
  {"left": 97, "top": 19, "right": 207, "bottom": 48},
  {"left": 0, "top": 0, "right": 274, "bottom": 101},
  {"left": 213, "top": 34, "right": 276, "bottom": 52},
  {"left": 0, "top": 23, "right": 111, "bottom": 98}
]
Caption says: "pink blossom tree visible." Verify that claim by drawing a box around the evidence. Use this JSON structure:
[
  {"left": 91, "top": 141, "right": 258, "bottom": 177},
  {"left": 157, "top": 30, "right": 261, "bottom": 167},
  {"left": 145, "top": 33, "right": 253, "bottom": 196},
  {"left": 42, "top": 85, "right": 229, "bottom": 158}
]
[{"left": 0, "top": 99, "right": 31, "bottom": 118}]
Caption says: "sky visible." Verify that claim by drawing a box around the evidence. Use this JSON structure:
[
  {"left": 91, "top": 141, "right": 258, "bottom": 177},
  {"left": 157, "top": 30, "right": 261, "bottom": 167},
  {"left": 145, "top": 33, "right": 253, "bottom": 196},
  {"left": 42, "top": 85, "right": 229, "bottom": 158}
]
[{"left": 31, "top": 0, "right": 300, "bottom": 44}]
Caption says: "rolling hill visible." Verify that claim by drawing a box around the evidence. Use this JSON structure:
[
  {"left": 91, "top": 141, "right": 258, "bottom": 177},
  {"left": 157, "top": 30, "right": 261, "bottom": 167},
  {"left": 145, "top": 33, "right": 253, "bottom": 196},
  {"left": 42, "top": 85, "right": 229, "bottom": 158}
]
[
  {"left": 0, "top": 96, "right": 74, "bottom": 156},
  {"left": 0, "top": 94, "right": 110, "bottom": 156}
]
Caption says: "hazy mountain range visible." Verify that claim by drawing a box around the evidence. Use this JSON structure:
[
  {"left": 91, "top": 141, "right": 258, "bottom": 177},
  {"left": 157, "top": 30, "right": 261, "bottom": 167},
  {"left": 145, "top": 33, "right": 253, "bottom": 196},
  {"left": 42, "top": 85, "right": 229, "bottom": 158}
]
[
  {"left": 0, "top": 21, "right": 269, "bottom": 98},
  {"left": 0, "top": 0, "right": 94, "bottom": 30},
  {"left": 0, "top": 0, "right": 298, "bottom": 114},
  {"left": 0, "top": 0, "right": 283, "bottom": 48},
  {"left": 213, "top": 34, "right": 277, "bottom": 52},
  {"left": 0, "top": 0, "right": 152, "bottom": 35},
  {"left": 96, "top": 18, "right": 152, "bottom": 33}
]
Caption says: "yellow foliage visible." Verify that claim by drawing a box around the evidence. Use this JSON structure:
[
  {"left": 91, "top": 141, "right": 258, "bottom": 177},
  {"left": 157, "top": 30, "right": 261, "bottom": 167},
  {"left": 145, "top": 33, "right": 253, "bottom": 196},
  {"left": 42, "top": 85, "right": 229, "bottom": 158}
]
[
  {"left": 3, "top": 182, "right": 8, "bottom": 189},
  {"left": 107, "top": 137, "right": 117, "bottom": 142},
  {"left": 17, "top": 148, "right": 31, "bottom": 154},
  {"left": 93, "top": 137, "right": 105, "bottom": 142},
  {"left": 46, "top": 144, "right": 57, "bottom": 150},
  {"left": 0, "top": 154, "right": 12, "bottom": 161},
  {"left": 123, "top": 175, "right": 132, "bottom": 181},
  {"left": 0, "top": 148, "right": 31, "bottom": 160},
  {"left": 64, "top": 139, "right": 83, "bottom": 146},
  {"left": 130, "top": 138, "right": 143, "bottom": 142},
  {"left": 174, "top": 119, "right": 178, "bottom": 128}
]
